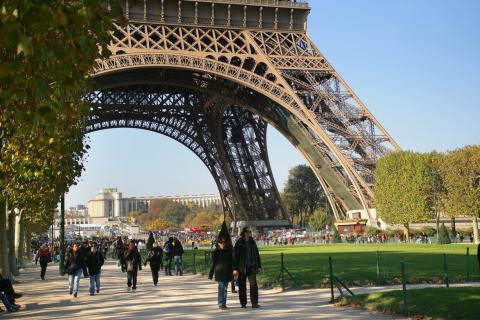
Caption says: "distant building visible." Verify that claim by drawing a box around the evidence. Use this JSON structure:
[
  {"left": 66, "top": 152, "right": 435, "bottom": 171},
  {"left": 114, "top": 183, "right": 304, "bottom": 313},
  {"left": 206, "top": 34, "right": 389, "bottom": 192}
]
[{"left": 87, "top": 188, "right": 221, "bottom": 223}]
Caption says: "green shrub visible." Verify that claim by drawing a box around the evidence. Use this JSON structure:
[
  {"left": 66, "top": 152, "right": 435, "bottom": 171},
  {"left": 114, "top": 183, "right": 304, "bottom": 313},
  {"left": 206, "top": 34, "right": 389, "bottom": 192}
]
[
  {"left": 332, "top": 228, "right": 342, "bottom": 243},
  {"left": 364, "top": 226, "right": 380, "bottom": 236},
  {"left": 437, "top": 223, "right": 451, "bottom": 244}
]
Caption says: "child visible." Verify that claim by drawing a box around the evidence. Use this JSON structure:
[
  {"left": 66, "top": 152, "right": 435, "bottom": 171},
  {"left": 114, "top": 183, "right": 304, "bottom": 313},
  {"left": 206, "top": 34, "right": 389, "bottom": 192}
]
[{"left": 209, "top": 235, "right": 233, "bottom": 309}]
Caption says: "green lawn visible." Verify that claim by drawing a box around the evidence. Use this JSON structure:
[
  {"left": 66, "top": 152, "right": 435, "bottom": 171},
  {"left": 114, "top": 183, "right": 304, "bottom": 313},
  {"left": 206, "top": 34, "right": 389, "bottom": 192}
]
[
  {"left": 342, "top": 287, "right": 480, "bottom": 320},
  {"left": 182, "top": 244, "right": 480, "bottom": 289}
]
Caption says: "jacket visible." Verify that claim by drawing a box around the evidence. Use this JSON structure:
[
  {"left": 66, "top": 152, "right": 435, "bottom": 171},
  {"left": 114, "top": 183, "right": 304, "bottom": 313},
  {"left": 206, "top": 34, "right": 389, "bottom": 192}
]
[
  {"left": 209, "top": 248, "right": 233, "bottom": 283},
  {"left": 173, "top": 241, "right": 184, "bottom": 257},
  {"left": 145, "top": 248, "right": 163, "bottom": 269},
  {"left": 124, "top": 248, "right": 142, "bottom": 272},
  {"left": 233, "top": 237, "right": 261, "bottom": 274},
  {"left": 85, "top": 251, "right": 105, "bottom": 276},
  {"left": 64, "top": 251, "right": 85, "bottom": 275}
]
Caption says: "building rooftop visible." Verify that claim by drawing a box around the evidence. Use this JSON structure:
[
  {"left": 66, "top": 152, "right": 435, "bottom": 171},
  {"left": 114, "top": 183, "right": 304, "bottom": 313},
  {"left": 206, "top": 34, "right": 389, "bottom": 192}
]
[{"left": 185, "top": 0, "right": 309, "bottom": 8}]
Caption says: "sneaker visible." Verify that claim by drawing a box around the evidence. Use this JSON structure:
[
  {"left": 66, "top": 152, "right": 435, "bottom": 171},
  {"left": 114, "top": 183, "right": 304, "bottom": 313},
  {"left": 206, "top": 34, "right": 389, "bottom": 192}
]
[
  {"left": 90, "top": 293, "right": 94, "bottom": 296},
  {"left": 252, "top": 304, "right": 261, "bottom": 308},
  {"left": 219, "top": 305, "right": 227, "bottom": 309},
  {"left": 132, "top": 288, "right": 136, "bottom": 293},
  {"left": 127, "top": 287, "right": 131, "bottom": 292},
  {"left": 73, "top": 293, "right": 78, "bottom": 298}
]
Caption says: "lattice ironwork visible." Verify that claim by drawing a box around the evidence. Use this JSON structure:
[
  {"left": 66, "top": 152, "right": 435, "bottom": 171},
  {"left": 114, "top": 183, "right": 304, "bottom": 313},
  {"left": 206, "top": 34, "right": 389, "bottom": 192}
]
[{"left": 85, "top": 0, "right": 400, "bottom": 222}]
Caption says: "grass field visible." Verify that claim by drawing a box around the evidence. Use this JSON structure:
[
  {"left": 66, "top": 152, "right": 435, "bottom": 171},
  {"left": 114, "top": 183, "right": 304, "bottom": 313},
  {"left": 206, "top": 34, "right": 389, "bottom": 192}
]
[
  {"left": 342, "top": 287, "right": 480, "bottom": 320},
  {"left": 182, "top": 243, "right": 480, "bottom": 289}
]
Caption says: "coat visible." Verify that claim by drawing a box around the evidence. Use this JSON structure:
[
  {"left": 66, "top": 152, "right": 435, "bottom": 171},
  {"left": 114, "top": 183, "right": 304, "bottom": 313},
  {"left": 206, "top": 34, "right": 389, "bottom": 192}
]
[
  {"left": 145, "top": 248, "right": 163, "bottom": 270},
  {"left": 35, "top": 248, "right": 50, "bottom": 265},
  {"left": 233, "top": 237, "right": 261, "bottom": 274},
  {"left": 209, "top": 248, "right": 233, "bottom": 283},
  {"left": 85, "top": 251, "right": 105, "bottom": 276},
  {"left": 173, "top": 241, "right": 184, "bottom": 257},
  {"left": 64, "top": 251, "right": 85, "bottom": 275},
  {"left": 124, "top": 248, "right": 142, "bottom": 272}
]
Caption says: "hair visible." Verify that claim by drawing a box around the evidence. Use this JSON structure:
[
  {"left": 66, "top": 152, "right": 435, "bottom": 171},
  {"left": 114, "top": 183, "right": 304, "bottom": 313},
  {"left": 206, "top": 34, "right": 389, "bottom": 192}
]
[{"left": 240, "top": 227, "right": 251, "bottom": 238}]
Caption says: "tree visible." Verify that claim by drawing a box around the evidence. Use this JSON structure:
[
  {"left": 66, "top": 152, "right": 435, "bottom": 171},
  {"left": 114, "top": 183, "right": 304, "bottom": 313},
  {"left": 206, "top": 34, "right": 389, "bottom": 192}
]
[
  {"left": 283, "top": 165, "right": 327, "bottom": 227},
  {"left": 332, "top": 227, "right": 342, "bottom": 243},
  {"left": 0, "top": 0, "right": 124, "bottom": 278},
  {"left": 375, "top": 151, "right": 436, "bottom": 242},
  {"left": 159, "top": 203, "right": 190, "bottom": 227},
  {"left": 439, "top": 145, "right": 480, "bottom": 243},
  {"left": 308, "top": 208, "right": 334, "bottom": 231}
]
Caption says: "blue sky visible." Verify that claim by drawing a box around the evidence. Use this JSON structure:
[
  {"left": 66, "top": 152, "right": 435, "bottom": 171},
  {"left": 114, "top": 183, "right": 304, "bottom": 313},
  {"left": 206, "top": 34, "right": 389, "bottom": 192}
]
[{"left": 65, "top": 0, "right": 480, "bottom": 207}]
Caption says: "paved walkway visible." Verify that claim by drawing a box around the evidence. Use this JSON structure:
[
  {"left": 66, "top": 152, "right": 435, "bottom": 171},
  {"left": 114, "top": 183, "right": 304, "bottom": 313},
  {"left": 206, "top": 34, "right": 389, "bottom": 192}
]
[{"left": 2, "top": 260, "right": 408, "bottom": 320}]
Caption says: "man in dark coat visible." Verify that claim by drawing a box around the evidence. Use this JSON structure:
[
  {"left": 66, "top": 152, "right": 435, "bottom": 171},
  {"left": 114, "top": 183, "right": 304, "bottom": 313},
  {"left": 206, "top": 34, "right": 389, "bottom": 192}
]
[
  {"left": 173, "top": 238, "right": 184, "bottom": 276},
  {"left": 144, "top": 242, "right": 163, "bottom": 286},
  {"left": 124, "top": 241, "right": 142, "bottom": 292},
  {"left": 0, "top": 273, "right": 21, "bottom": 312},
  {"left": 85, "top": 242, "right": 105, "bottom": 296},
  {"left": 164, "top": 237, "right": 174, "bottom": 276},
  {"left": 35, "top": 244, "right": 50, "bottom": 280},
  {"left": 233, "top": 227, "right": 261, "bottom": 308}
]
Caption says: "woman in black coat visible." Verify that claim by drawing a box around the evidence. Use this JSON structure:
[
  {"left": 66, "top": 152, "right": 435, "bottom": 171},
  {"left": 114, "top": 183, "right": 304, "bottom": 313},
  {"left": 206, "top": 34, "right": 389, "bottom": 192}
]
[
  {"left": 64, "top": 243, "right": 86, "bottom": 297},
  {"left": 144, "top": 243, "right": 163, "bottom": 286},
  {"left": 124, "top": 241, "right": 142, "bottom": 292},
  {"left": 209, "top": 237, "right": 233, "bottom": 309}
]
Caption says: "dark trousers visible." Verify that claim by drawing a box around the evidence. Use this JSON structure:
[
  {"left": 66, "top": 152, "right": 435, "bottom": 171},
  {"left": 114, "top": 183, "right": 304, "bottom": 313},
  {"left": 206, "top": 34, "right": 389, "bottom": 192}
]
[
  {"left": 0, "top": 279, "right": 15, "bottom": 303},
  {"left": 40, "top": 262, "right": 48, "bottom": 279},
  {"left": 238, "top": 268, "right": 258, "bottom": 306},
  {"left": 151, "top": 267, "right": 159, "bottom": 285},
  {"left": 127, "top": 269, "right": 138, "bottom": 289}
]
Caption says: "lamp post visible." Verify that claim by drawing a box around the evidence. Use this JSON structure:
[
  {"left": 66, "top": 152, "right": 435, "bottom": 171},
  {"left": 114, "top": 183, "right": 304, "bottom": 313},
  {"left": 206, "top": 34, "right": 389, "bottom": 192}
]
[{"left": 59, "top": 194, "right": 65, "bottom": 274}]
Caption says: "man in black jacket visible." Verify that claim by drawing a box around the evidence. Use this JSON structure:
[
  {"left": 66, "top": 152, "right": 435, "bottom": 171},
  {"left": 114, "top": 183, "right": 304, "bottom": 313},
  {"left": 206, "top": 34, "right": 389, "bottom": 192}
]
[
  {"left": 164, "top": 237, "right": 174, "bottom": 276},
  {"left": 85, "top": 242, "right": 105, "bottom": 296},
  {"left": 173, "top": 238, "right": 184, "bottom": 276},
  {"left": 233, "top": 227, "right": 261, "bottom": 308}
]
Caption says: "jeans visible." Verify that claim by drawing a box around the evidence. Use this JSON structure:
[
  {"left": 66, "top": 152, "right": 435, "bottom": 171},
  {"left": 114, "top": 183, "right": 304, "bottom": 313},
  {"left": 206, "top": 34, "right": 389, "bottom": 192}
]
[
  {"left": 0, "top": 291, "right": 13, "bottom": 311},
  {"left": 217, "top": 282, "right": 228, "bottom": 307},
  {"left": 68, "top": 269, "right": 82, "bottom": 294},
  {"left": 174, "top": 256, "right": 183, "bottom": 276},
  {"left": 238, "top": 268, "right": 258, "bottom": 306},
  {"left": 127, "top": 269, "right": 138, "bottom": 289},
  {"left": 89, "top": 271, "right": 101, "bottom": 294},
  {"left": 165, "top": 258, "right": 172, "bottom": 275}
]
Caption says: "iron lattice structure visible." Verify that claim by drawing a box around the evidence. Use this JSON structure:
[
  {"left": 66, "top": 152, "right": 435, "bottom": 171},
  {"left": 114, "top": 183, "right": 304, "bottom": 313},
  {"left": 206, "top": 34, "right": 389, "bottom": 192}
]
[{"left": 87, "top": 0, "right": 400, "bottom": 222}]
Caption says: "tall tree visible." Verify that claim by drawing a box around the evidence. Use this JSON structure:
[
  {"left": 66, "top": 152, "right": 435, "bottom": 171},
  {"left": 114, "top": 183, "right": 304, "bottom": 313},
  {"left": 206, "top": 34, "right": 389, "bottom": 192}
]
[
  {"left": 283, "top": 165, "right": 326, "bottom": 227},
  {"left": 440, "top": 145, "right": 480, "bottom": 243},
  {"left": 375, "top": 151, "right": 436, "bottom": 241}
]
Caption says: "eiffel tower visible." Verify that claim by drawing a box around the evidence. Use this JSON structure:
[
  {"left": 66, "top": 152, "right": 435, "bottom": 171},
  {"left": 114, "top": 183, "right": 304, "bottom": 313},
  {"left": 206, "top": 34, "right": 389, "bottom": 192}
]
[{"left": 85, "top": 0, "right": 400, "bottom": 223}]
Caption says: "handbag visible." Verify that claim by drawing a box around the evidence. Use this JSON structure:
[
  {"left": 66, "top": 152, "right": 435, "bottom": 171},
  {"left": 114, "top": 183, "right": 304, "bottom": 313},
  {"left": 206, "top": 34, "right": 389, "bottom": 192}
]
[{"left": 126, "top": 260, "right": 134, "bottom": 272}]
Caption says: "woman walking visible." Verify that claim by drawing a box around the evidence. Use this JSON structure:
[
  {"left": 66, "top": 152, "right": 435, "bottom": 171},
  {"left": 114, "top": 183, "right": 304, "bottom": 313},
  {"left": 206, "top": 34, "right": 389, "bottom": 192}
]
[
  {"left": 209, "top": 222, "right": 234, "bottom": 309},
  {"left": 64, "top": 243, "right": 85, "bottom": 298},
  {"left": 144, "top": 242, "right": 163, "bottom": 286},
  {"left": 35, "top": 244, "right": 51, "bottom": 280},
  {"left": 124, "top": 241, "right": 142, "bottom": 292}
]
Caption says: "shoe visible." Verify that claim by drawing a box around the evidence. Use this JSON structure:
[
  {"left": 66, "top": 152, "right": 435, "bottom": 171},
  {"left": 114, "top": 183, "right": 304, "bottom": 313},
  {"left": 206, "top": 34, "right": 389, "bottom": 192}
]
[
  {"left": 73, "top": 293, "right": 77, "bottom": 298},
  {"left": 241, "top": 305, "right": 246, "bottom": 308},
  {"left": 96, "top": 289, "right": 99, "bottom": 294},
  {"left": 14, "top": 293, "right": 23, "bottom": 299},
  {"left": 219, "top": 305, "right": 227, "bottom": 309},
  {"left": 132, "top": 288, "right": 136, "bottom": 293},
  {"left": 69, "top": 290, "right": 73, "bottom": 295},
  {"left": 90, "top": 293, "right": 94, "bottom": 296},
  {"left": 252, "top": 304, "right": 261, "bottom": 308},
  {"left": 231, "top": 290, "right": 237, "bottom": 293},
  {"left": 127, "top": 287, "right": 131, "bottom": 292}
]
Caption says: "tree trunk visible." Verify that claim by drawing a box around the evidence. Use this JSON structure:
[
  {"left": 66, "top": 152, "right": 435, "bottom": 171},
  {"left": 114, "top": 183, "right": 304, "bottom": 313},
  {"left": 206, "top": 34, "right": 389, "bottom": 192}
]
[
  {"left": 7, "top": 206, "right": 18, "bottom": 276},
  {"left": 0, "top": 199, "right": 11, "bottom": 278},
  {"left": 473, "top": 216, "right": 479, "bottom": 244},
  {"left": 15, "top": 209, "right": 25, "bottom": 268},
  {"left": 403, "top": 224, "right": 410, "bottom": 243}
]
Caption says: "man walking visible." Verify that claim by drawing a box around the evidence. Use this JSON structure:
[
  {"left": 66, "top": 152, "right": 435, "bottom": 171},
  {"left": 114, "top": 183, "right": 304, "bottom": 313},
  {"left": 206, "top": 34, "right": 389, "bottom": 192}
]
[
  {"left": 85, "top": 242, "right": 105, "bottom": 296},
  {"left": 173, "top": 238, "right": 184, "bottom": 276},
  {"left": 164, "top": 237, "right": 174, "bottom": 276},
  {"left": 35, "top": 244, "right": 51, "bottom": 280},
  {"left": 233, "top": 227, "right": 261, "bottom": 308}
]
